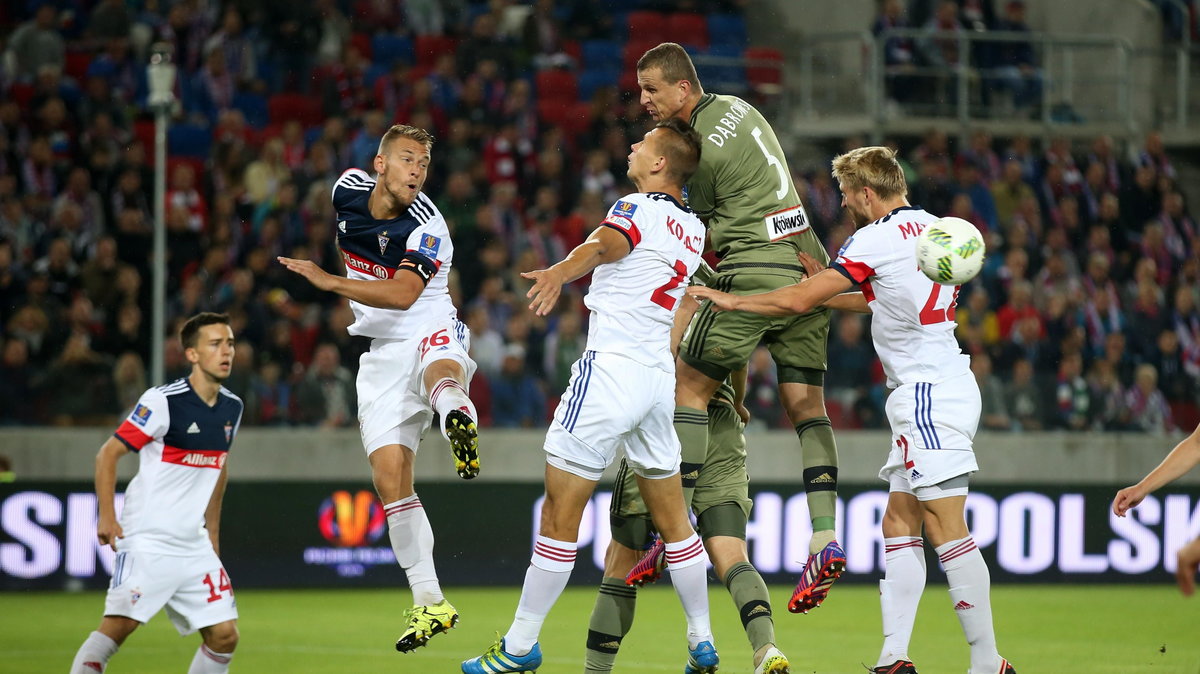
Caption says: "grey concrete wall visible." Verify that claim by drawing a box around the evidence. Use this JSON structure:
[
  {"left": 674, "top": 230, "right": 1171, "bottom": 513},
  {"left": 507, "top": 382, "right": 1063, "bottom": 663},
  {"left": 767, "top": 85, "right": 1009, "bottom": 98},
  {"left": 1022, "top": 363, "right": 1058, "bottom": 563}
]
[{"left": 3, "top": 428, "right": 1196, "bottom": 486}]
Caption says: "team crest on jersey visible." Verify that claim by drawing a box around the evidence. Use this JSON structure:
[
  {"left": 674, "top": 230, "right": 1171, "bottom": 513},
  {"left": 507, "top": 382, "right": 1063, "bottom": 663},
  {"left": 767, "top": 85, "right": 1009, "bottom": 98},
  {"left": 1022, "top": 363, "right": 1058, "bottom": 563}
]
[
  {"left": 130, "top": 588, "right": 142, "bottom": 605},
  {"left": 131, "top": 404, "right": 152, "bottom": 427},
  {"left": 418, "top": 234, "right": 441, "bottom": 258},
  {"left": 225, "top": 421, "right": 233, "bottom": 443},
  {"left": 338, "top": 220, "right": 346, "bottom": 233},
  {"left": 378, "top": 232, "right": 390, "bottom": 254}
]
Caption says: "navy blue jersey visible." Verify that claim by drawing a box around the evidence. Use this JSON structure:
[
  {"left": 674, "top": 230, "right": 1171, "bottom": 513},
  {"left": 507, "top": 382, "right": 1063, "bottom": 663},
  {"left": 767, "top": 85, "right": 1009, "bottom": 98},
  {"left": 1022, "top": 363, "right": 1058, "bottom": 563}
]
[
  {"left": 113, "top": 378, "right": 243, "bottom": 554},
  {"left": 332, "top": 169, "right": 458, "bottom": 338}
]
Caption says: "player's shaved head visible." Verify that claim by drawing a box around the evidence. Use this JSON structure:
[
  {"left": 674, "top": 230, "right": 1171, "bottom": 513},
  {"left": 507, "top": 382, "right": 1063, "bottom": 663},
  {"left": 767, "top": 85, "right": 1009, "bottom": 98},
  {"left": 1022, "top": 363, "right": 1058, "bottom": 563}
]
[
  {"left": 653, "top": 118, "right": 702, "bottom": 184},
  {"left": 831, "top": 146, "right": 908, "bottom": 199},
  {"left": 637, "top": 42, "right": 702, "bottom": 93},
  {"left": 378, "top": 124, "right": 435, "bottom": 156},
  {"left": 181, "top": 312, "right": 232, "bottom": 350}
]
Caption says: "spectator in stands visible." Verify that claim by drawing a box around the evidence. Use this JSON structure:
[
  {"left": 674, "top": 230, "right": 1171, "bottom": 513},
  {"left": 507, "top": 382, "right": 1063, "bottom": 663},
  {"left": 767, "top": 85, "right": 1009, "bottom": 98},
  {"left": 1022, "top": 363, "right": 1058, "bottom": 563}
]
[
  {"left": 917, "top": 0, "right": 965, "bottom": 113},
  {"left": 204, "top": 6, "right": 258, "bottom": 89},
  {"left": 990, "top": 1, "right": 1042, "bottom": 115},
  {"left": 0, "top": 337, "right": 35, "bottom": 424},
  {"left": 972, "top": 352, "right": 1011, "bottom": 431},
  {"left": 7, "top": 6, "right": 65, "bottom": 83},
  {"left": 111, "top": 351, "right": 146, "bottom": 416},
  {"left": 243, "top": 138, "right": 290, "bottom": 206},
  {"left": 490, "top": 343, "right": 545, "bottom": 428},
  {"left": 1138, "top": 130, "right": 1177, "bottom": 181},
  {"left": 295, "top": 342, "right": 356, "bottom": 427},
  {"left": 41, "top": 332, "right": 117, "bottom": 426},
  {"left": 1122, "top": 164, "right": 1162, "bottom": 233},
  {"left": 1005, "top": 357, "right": 1045, "bottom": 430},
  {"left": 457, "top": 12, "right": 513, "bottom": 79},
  {"left": 191, "top": 47, "right": 235, "bottom": 125},
  {"left": 826, "top": 312, "right": 877, "bottom": 427},
  {"left": 1053, "top": 352, "right": 1092, "bottom": 430},
  {"left": 954, "top": 160, "right": 998, "bottom": 232},
  {"left": 745, "top": 345, "right": 782, "bottom": 430},
  {"left": 1125, "top": 364, "right": 1175, "bottom": 434},
  {"left": 1150, "top": 328, "right": 1194, "bottom": 403}
]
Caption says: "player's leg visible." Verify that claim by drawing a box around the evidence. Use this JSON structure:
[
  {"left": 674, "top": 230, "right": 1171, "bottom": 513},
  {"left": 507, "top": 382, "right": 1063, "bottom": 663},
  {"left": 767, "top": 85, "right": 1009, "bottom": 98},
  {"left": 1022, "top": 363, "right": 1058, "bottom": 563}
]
[
  {"left": 585, "top": 458, "right": 654, "bottom": 673},
  {"left": 674, "top": 359, "right": 722, "bottom": 506},
  {"left": 637, "top": 471, "right": 717, "bottom": 672},
  {"left": 875, "top": 486, "right": 925, "bottom": 673},
  {"left": 188, "top": 619, "right": 238, "bottom": 674},
  {"left": 772, "top": 303, "right": 843, "bottom": 612},
  {"left": 463, "top": 462, "right": 597, "bottom": 673},
  {"left": 923, "top": 489, "right": 1008, "bottom": 674},
  {"left": 69, "top": 616, "right": 138, "bottom": 673},
  {"left": 419, "top": 318, "right": 480, "bottom": 479}
]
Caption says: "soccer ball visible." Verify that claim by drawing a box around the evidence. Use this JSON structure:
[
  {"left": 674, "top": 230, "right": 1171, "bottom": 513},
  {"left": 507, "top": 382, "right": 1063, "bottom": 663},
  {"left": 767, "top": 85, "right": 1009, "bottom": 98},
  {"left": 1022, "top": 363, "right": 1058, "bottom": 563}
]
[{"left": 915, "top": 217, "right": 986, "bottom": 285}]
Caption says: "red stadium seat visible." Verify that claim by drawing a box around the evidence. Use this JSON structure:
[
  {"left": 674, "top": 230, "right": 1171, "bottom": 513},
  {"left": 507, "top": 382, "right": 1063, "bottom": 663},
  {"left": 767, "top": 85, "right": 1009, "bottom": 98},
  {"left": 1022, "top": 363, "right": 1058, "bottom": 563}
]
[
  {"left": 537, "top": 99, "right": 591, "bottom": 134},
  {"left": 745, "top": 46, "right": 784, "bottom": 88},
  {"left": 414, "top": 35, "right": 458, "bottom": 69},
  {"left": 350, "top": 33, "right": 372, "bottom": 60},
  {"left": 623, "top": 39, "right": 661, "bottom": 71},
  {"left": 64, "top": 49, "right": 93, "bottom": 82},
  {"left": 268, "top": 94, "right": 323, "bottom": 127},
  {"left": 627, "top": 11, "right": 668, "bottom": 44},
  {"left": 667, "top": 13, "right": 708, "bottom": 49},
  {"left": 535, "top": 68, "right": 578, "bottom": 103}
]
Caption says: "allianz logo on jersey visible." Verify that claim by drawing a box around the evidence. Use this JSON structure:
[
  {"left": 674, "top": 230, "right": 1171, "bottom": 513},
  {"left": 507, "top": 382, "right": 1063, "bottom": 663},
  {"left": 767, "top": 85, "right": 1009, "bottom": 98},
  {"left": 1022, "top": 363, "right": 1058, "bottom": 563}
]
[
  {"left": 162, "top": 447, "right": 227, "bottom": 469},
  {"left": 340, "top": 249, "right": 392, "bottom": 279},
  {"left": 763, "top": 204, "right": 810, "bottom": 241}
]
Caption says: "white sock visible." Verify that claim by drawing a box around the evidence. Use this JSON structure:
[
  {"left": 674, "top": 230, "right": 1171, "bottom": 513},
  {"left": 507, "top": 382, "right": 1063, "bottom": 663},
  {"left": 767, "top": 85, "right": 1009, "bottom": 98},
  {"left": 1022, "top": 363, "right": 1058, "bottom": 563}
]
[
  {"left": 664, "top": 533, "right": 712, "bottom": 647},
  {"left": 187, "top": 644, "right": 233, "bottom": 674},
  {"left": 70, "top": 631, "right": 118, "bottom": 673},
  {"left": 429, "top": 377, "right": 475, "bottom": 438},
  {"left": 504, "top": 535, "right": 576, "bottom": 655},
  {"left": 937, "top": 537, "right": 1002, "bottom": 673},
  {"left": 877, "top": 536, "right": 926, "bottom": 667},
  {"left": 385, "top": 495, "right": 444, "bottom": 606}
]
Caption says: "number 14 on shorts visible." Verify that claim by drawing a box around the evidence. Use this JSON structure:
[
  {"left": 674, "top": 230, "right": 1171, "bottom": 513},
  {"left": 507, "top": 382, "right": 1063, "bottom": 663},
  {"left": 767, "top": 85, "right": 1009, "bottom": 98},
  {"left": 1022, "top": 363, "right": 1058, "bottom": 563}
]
[{"left": 202, "top": 569, "right": 233, "bottom": 603}]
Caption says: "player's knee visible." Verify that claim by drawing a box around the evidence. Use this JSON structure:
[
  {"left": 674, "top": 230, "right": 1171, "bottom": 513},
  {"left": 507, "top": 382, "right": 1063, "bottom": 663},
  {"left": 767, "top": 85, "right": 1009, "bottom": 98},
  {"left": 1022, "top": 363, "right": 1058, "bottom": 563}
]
[{"left": 204, "top": 622, "right": 239, "bottom": 653}]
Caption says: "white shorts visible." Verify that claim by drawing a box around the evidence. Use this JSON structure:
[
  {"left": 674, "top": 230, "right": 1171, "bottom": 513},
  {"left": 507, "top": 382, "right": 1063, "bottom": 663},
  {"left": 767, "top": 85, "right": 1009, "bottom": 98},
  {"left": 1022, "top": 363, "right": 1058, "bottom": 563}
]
[
  {"left": 103, "top": 548, "right": 237, "bottom": 635},
  {"left": 544, "top": 350, "right": 681, "bottom": 481},
  {"left": 356, "top": 317, "right": 476, "bottom": 454},
  {"left": 880, "top": 371, "right": 980, "bottom": 490}
]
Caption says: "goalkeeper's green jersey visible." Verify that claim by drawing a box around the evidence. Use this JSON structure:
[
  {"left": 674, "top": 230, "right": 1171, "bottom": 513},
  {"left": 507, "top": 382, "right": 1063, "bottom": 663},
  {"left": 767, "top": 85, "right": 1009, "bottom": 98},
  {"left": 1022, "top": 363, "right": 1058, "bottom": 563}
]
[{"left": 686, "top": 93, "right": 828, "bottom": 268}]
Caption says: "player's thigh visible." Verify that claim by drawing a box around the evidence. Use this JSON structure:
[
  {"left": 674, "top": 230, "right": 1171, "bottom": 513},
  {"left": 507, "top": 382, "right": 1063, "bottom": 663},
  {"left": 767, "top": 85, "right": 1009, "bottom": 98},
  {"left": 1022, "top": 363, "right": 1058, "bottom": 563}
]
[
  {"left": 608, "top": 457, "right": 657, "bottom": 551},
  {"left": 163, "top": 552, "right": 238, "bottom": 636},
  {"left": 357, "top": 337, "right": 425, "bottom": 454},
  {"left": 103, "top": 550, "right": 182, "bottom": 626},
  {"left": 764, "top": 305, "right": 832, "bottom": 380},
  {"left": 693, "top": 404, "right": 752, "bottom": 526},
  {"left": 546, "top": 352, "right": 650, "bottom": 472},
  {"left": 679, "top": 272, "right": 784, "bottom": 379},
  {"left": 623, "top": 368, "right": 683, "bottom": 476},
  {"left": 882, "top": 375, "right": 980, "bottom": 488}
]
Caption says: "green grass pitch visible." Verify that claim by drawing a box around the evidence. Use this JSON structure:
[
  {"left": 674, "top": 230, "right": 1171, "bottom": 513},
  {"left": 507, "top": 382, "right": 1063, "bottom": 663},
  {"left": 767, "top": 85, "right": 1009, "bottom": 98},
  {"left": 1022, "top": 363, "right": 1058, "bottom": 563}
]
[{"left": 7, "top": 584, "right": 1198, "bottom": 672}]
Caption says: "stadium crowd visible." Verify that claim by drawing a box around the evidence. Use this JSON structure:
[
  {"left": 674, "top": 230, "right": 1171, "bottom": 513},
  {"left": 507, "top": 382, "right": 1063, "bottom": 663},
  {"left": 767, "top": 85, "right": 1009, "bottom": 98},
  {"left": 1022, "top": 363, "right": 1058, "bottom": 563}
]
[{"left": 0, "top": 0, "right": 1197, "bottom": 434}]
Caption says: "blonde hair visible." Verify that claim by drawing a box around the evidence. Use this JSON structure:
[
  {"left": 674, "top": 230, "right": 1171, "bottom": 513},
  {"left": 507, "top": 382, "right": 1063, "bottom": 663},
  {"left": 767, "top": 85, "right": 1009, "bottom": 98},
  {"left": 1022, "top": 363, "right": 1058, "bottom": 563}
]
[
  {"left": 637, "top": 42, "right": 702, "bottom": 93},
  {"left": 377, "top": 124, "right": 435, "bottom": 156},
  {"left": 831, "top": 146, "right": 907, "bottom": 199}
]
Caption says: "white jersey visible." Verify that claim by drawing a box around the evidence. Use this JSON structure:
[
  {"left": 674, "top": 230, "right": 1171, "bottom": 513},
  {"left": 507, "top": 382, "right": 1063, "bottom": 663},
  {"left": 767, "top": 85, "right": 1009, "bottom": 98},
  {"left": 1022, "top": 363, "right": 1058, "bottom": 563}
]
[
  {"left": 832, "top": 206, "right": 970, "bottom": 388},
  {"left": 585, "top": 192, "right": 705, "bottom": 371},
  {"left": 112, "top": 378, "right": 244, "bottom": 555},
  {"left": 332, "top": 169, "right": 458, "bottom": 340}
]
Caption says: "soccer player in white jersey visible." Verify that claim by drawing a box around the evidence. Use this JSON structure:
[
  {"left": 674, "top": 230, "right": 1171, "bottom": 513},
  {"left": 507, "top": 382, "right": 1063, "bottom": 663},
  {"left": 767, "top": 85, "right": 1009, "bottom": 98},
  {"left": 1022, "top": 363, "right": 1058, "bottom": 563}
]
[
  {"left": 70, "top": 312, "right": 243, "bottom": 674},
  {"left": 278, "top": 124, "right": 479, "bottom": 654},
  {"left": 691, "top": 146, "right": 1016, "bottom": 674},
  {"left": 462, "top": 118, "right": 717, "bottom": 674}
]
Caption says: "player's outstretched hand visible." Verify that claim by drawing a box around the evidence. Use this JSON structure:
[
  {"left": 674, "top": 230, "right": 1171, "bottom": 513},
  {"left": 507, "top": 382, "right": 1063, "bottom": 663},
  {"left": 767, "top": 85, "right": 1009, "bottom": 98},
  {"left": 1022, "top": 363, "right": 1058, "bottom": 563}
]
[
  {"left": 798, "top": 251, "right": 826, "bottom": 278},
  {"left": 97, "top": 514, "right": 124, "bottom": 552},
  {"left": 688, "top": 285, "right": 737, "bottom": 312},
  {"left": 278, "top": 256, "right": 337, "bottom": 291},
  {"left": 1176, "top": 537, "right": 1200, "bottom": 596},
  {"left": 1112, "top": 484, "right": 1148, "bottom": 517},
  {"left": 522, "top": 268, "right": 565, "bottom": 316}
]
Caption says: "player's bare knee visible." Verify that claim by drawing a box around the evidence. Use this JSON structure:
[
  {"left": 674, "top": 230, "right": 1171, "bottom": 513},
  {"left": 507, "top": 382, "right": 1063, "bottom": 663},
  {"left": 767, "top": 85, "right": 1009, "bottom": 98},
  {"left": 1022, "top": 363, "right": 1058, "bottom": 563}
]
[
  {"left": 202, "top": 621, "right": 239, "bottom": 653},
  {"left": 603, "top": 540, "right": 642, "bottom": 577}
]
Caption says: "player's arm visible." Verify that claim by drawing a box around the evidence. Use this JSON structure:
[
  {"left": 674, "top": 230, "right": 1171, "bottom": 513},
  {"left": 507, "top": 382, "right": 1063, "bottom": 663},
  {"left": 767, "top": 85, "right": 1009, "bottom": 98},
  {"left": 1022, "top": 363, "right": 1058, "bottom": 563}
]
[
  {"left": 95, "top": 437, "right": 130, "bottom": 552},
  {"left": 689, "top": 268, "right": 854, "bottom": 316},
  {"left": 670, "top": 293, "right": 701, "bottom": 359},
  {"left": 729, "top": 364, "right": 750, "bottom": 424},
  {"left": 1113, "top": 423, "right": 1200, "bottom": 516},
  {"left": 277, "top": 255, "right": 429, "bottom": 311},
  {"left": 205, "top": 462, "right": 230, "bottom": 556},
  {"left": 797, "top": 251, "right": 871, "bottom": 313},
  {"left": 521, "top": 225, "right": 631, "bottom": 316}
]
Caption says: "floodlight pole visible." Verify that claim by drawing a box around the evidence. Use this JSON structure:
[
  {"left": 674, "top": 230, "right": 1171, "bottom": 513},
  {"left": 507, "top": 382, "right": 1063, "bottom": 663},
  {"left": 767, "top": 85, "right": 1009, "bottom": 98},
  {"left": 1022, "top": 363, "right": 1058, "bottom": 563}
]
[{"left": 147, "top": 44, "right": 176, "bottom": 385}]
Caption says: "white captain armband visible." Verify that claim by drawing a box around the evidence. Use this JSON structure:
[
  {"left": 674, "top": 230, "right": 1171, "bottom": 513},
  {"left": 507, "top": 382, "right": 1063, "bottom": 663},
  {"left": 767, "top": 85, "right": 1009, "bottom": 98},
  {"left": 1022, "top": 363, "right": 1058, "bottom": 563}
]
[{"left": 398, "top": 252, "right": 437, "bottom": 284}]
